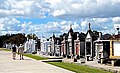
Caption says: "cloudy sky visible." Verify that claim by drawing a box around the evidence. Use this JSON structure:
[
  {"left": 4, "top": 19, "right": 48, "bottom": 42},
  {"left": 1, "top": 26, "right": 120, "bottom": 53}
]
[{"left": 0, "top": 0, "right": 120, "bottom": 38}]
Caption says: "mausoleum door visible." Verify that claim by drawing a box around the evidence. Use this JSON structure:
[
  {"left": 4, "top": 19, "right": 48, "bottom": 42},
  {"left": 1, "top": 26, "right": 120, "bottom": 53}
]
[
  {"left": 76, "top": 44, "right": 79, "bottom": 55},
  {"left": 86, "top": 42, "right": 91, "bottom": 55}
]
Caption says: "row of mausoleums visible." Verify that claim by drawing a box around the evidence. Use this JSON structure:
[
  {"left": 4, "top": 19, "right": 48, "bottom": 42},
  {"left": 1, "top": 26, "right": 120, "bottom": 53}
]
[{"left": 24, "top": 23, "right": 120, "bottom": 65}]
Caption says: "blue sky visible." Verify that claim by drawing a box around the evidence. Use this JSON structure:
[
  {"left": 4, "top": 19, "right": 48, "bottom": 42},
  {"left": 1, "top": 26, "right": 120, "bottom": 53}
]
[{"left": 0, "top": 0, "right": 120, "bottom": 38}]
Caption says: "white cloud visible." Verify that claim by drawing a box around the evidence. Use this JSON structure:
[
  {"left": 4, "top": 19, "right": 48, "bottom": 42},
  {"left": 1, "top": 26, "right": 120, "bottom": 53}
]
[
  {"left": 33, "top": 20, "right": 81, "bottom": 37},
  {"left": 0, "top": 24, "right": 5, "bottom": 30},
  {"left": 79, "top": 17, "right": 115, "bottom": 34},
  {"left": 112, "top": 17, "right": 120, "bottom": 31},
  {"left": 72, "top": 3, "right": 81, "bottom": 9},
  {"left": 1, "top": 0, "right": 120, "bottom": 19},
  {"left": 60, "top": 21, "right": 67, "bottom": 25},
  {"left": 0, "top": 0, "right": 119, "bottom": 37},
  {"left": 0, "top": 17, "right": 38, "bottom": 35},
  {"left": 111, "top": 0, "right": 120, "bottom": 4},
  {"left": 0, "top": 17, "right": 22, "bottom": 35},
  {"left": 52, "top": 10, "right": 65, "bottom": 17},
  {"left": 72, "top": 22, "right": 80, "bottom": 31},
  {"left": 112, "top": 17, "right": 120, "bottom": 24},
  {"left": 0, "top": 17, "right": 20, "bottom": 26},
  {"left": 46, "top": 0, "right": 120, "bottom": 18},
  {"left": 9, "top": 0, "right": 34, "bottom": 9},
  {"left": 45, "top": 0, "right": 61, "bottom": 6},
  {"left": 92, "top": 18, "right": 110, "bottom": 23},
  {"left": 81, "top": 20, "right": 88, "bottom": 29},
  {"left": 114, "top": 24, "right": 120, "bottom": 29},
  {"left": 0, "top": 0, "right": 51, "bottom": 18}
]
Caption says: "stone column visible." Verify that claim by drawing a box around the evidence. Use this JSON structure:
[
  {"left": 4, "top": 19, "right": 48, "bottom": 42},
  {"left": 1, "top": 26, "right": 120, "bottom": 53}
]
[{"left": 111, "top": 60, "right": 114, "bottom": 67}]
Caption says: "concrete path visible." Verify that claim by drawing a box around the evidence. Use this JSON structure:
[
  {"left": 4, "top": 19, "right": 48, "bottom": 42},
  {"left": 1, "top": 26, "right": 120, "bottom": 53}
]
[
  {"left": 84, "top": 61, "right": 120, "bottom": 73},
  {"left": 0, "top": 51, "right": 74, "bottom": 73}
]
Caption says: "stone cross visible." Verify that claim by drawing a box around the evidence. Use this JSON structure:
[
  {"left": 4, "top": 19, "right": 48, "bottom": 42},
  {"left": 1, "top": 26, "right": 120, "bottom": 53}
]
[
  {"left": 70, "top": 24, "right": 72, "bottom": 29},
  {"left": 88, "top": 23, "right": 91, "bottom": 30}
]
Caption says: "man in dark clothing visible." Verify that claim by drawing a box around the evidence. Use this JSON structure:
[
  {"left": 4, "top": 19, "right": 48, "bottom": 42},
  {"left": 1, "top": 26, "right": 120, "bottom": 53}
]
[{"left": 12, "top": 44, "right": 17, "bottom": 60}]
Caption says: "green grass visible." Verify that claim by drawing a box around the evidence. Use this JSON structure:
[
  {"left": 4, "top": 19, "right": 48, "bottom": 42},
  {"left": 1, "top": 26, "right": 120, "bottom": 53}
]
[
  {"left": 0, "top": 48, "right": 11, "bottom": 51},
  {"left": 23, "top": 54, "right": 48, "bottom": 60},
  {"left": 47, "top": 62, "right": 111, "bottom": 73}
]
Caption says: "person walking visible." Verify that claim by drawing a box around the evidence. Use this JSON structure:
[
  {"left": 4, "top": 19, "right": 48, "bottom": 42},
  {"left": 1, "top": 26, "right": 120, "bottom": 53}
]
[
  {"left": 18, "top": 44, "right": 24, "bottom": 60},
  {"left": 12, "top": 44, "right": 17, "bottom": 60}
]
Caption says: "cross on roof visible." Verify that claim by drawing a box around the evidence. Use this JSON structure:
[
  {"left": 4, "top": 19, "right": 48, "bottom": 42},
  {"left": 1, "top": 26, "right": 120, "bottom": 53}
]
[
  {"left": 88, "top": 23, "right": 91, "bottom": 30},
  {"left": 70, "top": 24, "right": 72, "bottom": 29}
]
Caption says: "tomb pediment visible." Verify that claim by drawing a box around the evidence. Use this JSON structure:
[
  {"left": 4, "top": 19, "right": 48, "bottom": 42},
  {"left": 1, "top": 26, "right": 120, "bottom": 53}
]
[
  {"left": 86, "top": 38, "right": 91, "bottom": 42},
  {"left": 86, "top": 32, "right": 92, "bottom": 40}
]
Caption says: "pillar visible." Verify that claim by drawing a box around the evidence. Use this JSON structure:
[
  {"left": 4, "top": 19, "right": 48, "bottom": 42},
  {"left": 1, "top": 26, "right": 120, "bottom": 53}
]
[{"left": 111, "top": 60, "right": 114, "bottom": 67}]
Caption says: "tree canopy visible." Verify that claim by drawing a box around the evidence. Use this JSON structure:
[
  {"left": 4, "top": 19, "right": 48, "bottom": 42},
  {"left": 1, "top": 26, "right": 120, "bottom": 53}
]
[
  {"left": 0, "top": 33, "right": 27, "bottom": 47},
  {"left": 27, "top": 33, "right": 38, "bottom": 40}
]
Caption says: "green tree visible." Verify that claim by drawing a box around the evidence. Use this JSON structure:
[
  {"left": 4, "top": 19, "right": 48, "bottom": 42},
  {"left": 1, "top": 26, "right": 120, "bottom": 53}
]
[
  {"left": 27, "top": 33, "right": 38, "bottom": 40},
  {"left": 0, "top": 33, "right": 27, "bottom": 47}
]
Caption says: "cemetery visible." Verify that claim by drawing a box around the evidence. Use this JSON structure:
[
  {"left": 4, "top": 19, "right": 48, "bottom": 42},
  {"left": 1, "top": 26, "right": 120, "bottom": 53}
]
[
  {"left": 10, "top": 23, "right": 118, "bottom": 68},
  {"left": 3, "top": 23, "right": 120, "bottom": 67},
  {"left": 1, "top": 23, "right": 120, "bottom": 73},
  {"left": 1, "top": 0, "right": 120, "bottom": 73}
]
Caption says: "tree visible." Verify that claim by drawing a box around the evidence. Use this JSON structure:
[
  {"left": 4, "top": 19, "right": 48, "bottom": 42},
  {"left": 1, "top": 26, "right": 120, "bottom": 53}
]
[
  {"left": 27, "top": 33, "right": 38, "bottom": 40},
  {"left": 102, "top": 34, "right": 111, "bottom": 40},
  {"left": 9, "top": 33, "right": 27, "bottom": 46},
  {"left": 0, "top": 33, "right": 27, "bottom": 47}
]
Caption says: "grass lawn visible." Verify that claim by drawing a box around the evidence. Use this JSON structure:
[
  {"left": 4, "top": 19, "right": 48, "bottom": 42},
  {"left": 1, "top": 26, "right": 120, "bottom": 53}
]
[
  {"left": 47, "top": 62, "right": 111, "bottom": 73},
  {"left": 0, "top": 48, "right": 11, "bottom": 51},
  {"left": 23, "top": 54, "right": 48, "bottom": 60}
]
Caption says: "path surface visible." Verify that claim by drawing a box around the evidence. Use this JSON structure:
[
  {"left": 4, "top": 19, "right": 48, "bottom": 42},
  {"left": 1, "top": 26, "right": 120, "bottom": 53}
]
[
  {"left": 83, "top": 60, "right": 120, "bottom": 73},
  {"left": 0, "top": 51, "right": 74, "bottom": 73}
]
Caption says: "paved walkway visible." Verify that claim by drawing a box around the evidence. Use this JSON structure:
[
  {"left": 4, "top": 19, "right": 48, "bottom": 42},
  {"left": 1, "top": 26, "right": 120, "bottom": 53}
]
[
  {"left": 0, "top": 51, "right": 74, "bottom": 73},
  {"left": 83, "top": 61, "right": 120, "bottom": 73}
]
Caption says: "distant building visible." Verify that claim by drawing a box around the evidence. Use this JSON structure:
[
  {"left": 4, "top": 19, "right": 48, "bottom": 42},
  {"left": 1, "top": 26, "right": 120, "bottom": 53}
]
[
  {"left": 67, "top": 25, "right": 74, "bottom": 58},
  {"left": 48, "top": 34, "right": 61, "bottom": 56},
  {"left": 61, "top": 33, "right": 67, "bottom": 57},
  {"left": 5, "top": 43, "right": 12, "bottom": 50},
  {"left": 74, "top": 32, "right": 80, "bottom": 58},
  {"left": 24, "top": 39, "right": 36, "bottom": 53},
  {"left": 54, "top": 37, "right": 61, "bottom": 56},
  {"left": 40, "top": 36, "right": 51, "bottom": 55},
  {"left": 36, "top": 39, "right": 41, "bottom": 51},
  {"left": 110, "top": 35, "right": 120, "bottom": 58},
  {"left": 49, "top": 34, "right": 55, "bottom": 56},
  {"left": 85, "top": 23, "right": 99, "bottom": 60},
  {"left": 74, "top": 32, "right": 86, "bottom": 58},
  {"left": 94, "top": 32, "right": 110, "bottom": 60},
  {"left": 61, "top": 25, "right": 86, "bottom": 58}
]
